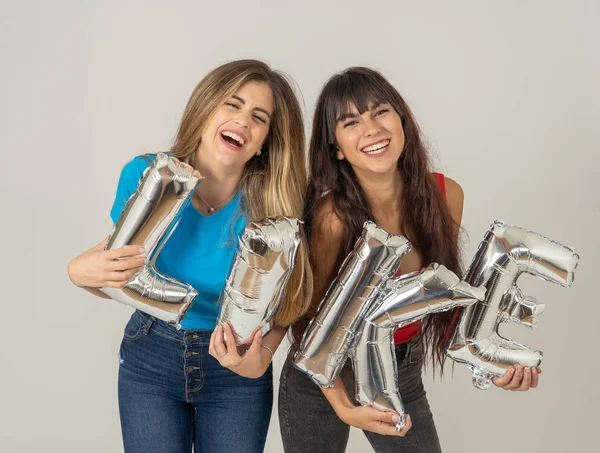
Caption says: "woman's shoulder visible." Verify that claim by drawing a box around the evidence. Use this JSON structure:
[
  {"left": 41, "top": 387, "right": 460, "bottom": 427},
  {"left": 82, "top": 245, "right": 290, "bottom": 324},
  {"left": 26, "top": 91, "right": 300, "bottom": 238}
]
[
  {"left": 438, "top": 175, "right": 464, "bottom": 225},
  {"left": 443, "top": 177, "right": 463, "bottom": 204},
  {"left": 117, "top": 154, "right": 158, "bottom": 185},
  {"left": 430, "top": 173, "right": 463, "bottom": 201},
  {"left": 121, "top": 154, "right": 156, "bottom": 174}
]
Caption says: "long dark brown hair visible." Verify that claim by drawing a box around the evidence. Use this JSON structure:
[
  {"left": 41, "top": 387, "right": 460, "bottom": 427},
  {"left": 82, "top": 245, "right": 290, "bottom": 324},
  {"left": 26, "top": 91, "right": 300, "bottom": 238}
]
[{"left": 296, "top": 67, "right": 462, "bottom": 370}]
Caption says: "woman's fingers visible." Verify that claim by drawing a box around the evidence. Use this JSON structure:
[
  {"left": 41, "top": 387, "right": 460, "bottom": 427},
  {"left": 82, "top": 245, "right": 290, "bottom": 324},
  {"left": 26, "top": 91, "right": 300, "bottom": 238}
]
[
  {"left": 244, "top": 328, "right": 263, "bottom": 359},
  {"left": 397, "top": 414, "right": 412, "bottom": 437},
  {"left": 208, "top": 328, "right": 217, "bottom": 357},
  {"left": 223, "top": 323, "right": 243, "bottom": 361},
  {"left": 516, "top": 367, "right": 533, "bottom": 391},
  {"left": 369, "top": 409, "right": 409, "bottom": 436},
  {"left": 109, "top": 256, "right": 146, "bottom": 271},
  {"left": 492, "top": 367, "right": 514, "bottom": 387},
  {"left": 106, "top": 245, "right": 145, "bottom": 260},
  {"left": 530, "top": 367, "right": 539, "bottom": 388},
  {"left": 213, "top": 324, "right": 228, "bottom": 358},
  {"left": 374, "top": 421, "right": 404, "bottom": 436},
  {"left": 503, "top": 365, "right": 524, "bottom": 390},
  {"left": 492, "top": 365, "right": 540, "bottom": 391}
]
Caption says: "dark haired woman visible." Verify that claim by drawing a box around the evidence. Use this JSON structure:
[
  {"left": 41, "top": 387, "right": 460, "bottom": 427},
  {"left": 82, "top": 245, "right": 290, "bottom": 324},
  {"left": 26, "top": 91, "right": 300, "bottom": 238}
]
[{"left": 278, "top": 67, "right": 539, "bottom": 453}]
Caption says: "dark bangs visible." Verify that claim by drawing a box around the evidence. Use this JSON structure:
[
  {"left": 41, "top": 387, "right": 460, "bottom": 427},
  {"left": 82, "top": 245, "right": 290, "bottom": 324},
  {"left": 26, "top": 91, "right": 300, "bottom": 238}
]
[{"left": 322, "top": 67, "right": 403, "bottom": 144}]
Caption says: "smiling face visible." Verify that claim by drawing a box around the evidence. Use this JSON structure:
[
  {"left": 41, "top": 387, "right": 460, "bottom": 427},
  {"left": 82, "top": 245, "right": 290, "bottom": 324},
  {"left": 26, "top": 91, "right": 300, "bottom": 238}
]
[
  {"left": 198, "top": 81, "right": 274, "bottom": 170},
  {"left": 334, "top": 101, "right": 405, "bottom": 177}
]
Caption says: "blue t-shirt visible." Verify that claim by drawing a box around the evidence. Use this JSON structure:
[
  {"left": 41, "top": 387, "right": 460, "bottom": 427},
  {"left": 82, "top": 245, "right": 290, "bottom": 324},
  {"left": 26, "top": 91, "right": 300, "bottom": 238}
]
[{"left": 110, "top": 155, "right": 248, "bottom": 330}]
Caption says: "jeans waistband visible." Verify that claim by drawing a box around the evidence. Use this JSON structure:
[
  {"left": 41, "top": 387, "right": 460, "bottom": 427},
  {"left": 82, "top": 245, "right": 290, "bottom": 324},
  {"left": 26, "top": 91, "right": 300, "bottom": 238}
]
[{"left": 135, "top": 310, "right": 215, "bottom": 342}]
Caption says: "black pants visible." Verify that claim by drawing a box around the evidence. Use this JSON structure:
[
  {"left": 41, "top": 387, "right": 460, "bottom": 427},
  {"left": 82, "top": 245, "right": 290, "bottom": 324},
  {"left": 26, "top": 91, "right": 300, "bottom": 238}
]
[{"left": 278, "top": 336, "right": 442, "bottom": 453}]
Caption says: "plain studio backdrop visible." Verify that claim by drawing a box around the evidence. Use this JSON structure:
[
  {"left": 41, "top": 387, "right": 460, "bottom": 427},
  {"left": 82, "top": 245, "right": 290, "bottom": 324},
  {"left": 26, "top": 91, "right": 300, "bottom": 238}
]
[{"left": 1, "top": 1, "right": 598, "bottom": 452}]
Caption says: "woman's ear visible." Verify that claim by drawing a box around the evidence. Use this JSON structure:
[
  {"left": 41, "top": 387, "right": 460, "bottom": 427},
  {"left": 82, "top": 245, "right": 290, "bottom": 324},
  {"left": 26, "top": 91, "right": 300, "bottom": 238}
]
[{"left": 336, "top": 148, "right": 345, "bottom": 161}]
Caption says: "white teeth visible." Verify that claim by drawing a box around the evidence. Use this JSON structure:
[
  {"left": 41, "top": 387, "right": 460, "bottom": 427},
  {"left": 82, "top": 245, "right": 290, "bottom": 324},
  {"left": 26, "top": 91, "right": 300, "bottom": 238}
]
[
  {"left": 362, "top": 140, "right": 390, "bottom": 154},
  {"left": 222, "top": 131, "right": 245, "bottom": 146}
]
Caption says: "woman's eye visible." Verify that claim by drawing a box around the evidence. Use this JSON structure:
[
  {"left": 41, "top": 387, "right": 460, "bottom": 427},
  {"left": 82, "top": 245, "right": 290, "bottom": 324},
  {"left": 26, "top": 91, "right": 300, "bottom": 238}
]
[
  {"left": 225, "top": 102, "right": 239, "bottom": 109},
  {"left": 375, "top": 108, "right": 389, "bottom": 116},
  {"left": 253, "top": 115, "right": 267, "bottom": 124},
  {"left": 344, "top": 120, "right": 358, "bottom": 128}
]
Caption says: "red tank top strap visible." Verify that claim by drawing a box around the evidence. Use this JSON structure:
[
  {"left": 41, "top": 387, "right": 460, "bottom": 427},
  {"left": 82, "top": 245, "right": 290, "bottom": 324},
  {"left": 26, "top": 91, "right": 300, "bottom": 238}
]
[
  {"left": 433, "top": 172, "right": 446, "bottom": 199},
  {"left": 393, "top": 173, "right": 446, "bottom": 345}
]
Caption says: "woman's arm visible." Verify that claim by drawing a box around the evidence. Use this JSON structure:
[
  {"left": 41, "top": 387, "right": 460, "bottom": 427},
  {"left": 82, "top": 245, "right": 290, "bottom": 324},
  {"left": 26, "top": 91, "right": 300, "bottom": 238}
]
[
  {"left": 67, "top": 236, "right": 146, "bottom": 295},
  {"left": 68, "top": 157, "right": 150, "bottom": 296},
  {"left": 309, "top": 202, "right": 412, "bottom": 436},
  {"left": 322, "top": 376, "right": 411, "bottom": 435},
  {"left": 445, "top": 177, "right": 464, "bottom": 230}
]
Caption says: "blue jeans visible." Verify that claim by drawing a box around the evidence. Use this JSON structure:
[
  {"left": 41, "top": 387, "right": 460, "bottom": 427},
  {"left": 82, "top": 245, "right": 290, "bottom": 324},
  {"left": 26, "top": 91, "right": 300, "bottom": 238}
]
[
  {"left": 118, "top": 310, "right": 273, "bottom": 453},
  {"left": 278, "top": 336, "right": 442, "bottom": 453}
]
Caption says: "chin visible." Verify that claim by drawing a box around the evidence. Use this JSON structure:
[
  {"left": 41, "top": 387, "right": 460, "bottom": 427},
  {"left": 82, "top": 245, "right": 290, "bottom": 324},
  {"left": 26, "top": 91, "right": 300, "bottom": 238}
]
[{"left": 361, "top": 159, "right": 398, "bottom": 174}]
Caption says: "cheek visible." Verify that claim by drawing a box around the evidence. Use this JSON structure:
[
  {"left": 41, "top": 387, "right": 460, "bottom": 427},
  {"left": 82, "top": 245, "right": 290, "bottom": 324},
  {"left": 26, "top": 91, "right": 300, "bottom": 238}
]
[
  {"left": 206, "top": 109, "right": 229, "bottom": 134},
  {"left": 336, "top": 131, "right": 359, "bottom": 155},
  {"left": 252, "top": 126, "right": 269, "bottom": 148}
]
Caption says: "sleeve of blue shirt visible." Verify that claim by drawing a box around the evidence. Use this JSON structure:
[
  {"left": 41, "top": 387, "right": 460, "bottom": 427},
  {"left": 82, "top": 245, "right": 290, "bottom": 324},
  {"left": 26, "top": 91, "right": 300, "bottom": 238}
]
[{"left": 109, "top": 155, "right": 154, "bottom": 224}]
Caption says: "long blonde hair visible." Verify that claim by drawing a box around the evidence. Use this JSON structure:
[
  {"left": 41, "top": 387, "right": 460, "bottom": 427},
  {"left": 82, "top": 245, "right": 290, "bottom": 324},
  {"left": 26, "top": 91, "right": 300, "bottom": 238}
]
[{"left": 170, "top": 59, "right": 313, "bottom": 327}]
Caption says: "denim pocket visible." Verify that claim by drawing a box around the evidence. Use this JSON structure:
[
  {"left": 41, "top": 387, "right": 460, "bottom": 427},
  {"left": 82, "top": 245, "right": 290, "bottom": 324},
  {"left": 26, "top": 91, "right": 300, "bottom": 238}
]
[{"left": 123, "top": 311, "right": 152, "bottom": 341}]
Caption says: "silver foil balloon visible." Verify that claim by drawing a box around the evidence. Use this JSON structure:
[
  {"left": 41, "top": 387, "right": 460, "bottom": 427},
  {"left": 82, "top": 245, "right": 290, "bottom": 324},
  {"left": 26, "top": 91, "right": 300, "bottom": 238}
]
[
  {"left": 293, "top": 221, "right": 412, "bottom": 388},
  {"left": 446, "top": 220, "right": 579, "bottom": 389},
  {"left": 101, "top": 153, "right": 202, "bottom": 326},
  {"left": 353, "top": 264, "right": 485, "bottom": 430},
  {"left": 218, "top": 217, "right": 301, "bottom": 345}
]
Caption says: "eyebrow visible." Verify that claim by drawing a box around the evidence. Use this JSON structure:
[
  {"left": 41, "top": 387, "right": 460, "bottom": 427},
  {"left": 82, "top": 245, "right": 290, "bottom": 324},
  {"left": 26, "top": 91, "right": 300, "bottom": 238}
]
[
  {"left": 336, "top": 101, "right": 385, "bottom": 123},
  {"left": 232, "top": 95, "right": 272, "bottom": 119}
]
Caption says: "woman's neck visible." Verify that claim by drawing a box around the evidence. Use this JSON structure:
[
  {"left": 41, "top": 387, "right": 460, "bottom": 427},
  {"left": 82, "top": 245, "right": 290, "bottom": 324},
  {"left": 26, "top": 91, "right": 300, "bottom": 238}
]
[
  {"left": 193, "top": 150, "right": 243, "bottom": 207},
  {"left": 355, "top": 167, "right": 403, "bottom": 217}
]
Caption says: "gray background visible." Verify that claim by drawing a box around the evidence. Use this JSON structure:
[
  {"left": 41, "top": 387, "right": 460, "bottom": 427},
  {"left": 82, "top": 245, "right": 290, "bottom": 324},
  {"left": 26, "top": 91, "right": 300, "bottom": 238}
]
[{"left": 1, "top": 0, "right": 598, "bottom": 451}]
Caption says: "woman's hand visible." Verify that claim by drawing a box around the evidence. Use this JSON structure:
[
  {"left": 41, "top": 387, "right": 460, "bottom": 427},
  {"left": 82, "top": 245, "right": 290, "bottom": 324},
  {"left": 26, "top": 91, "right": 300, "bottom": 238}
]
[
  {"left": 337, "top": 405, "right": 412, "bottom": 437},
  {"left": 68, "top": 237, "right": 147, "bottom": 288},
  {"left": 208, "top": 323, "right": 271, "bottom": 379},
  {"left": 492, "top": 365, "right": 541, "bottom": 391},
  {"left": 321, "top": 377, "right": 412, "bottom": 437}
]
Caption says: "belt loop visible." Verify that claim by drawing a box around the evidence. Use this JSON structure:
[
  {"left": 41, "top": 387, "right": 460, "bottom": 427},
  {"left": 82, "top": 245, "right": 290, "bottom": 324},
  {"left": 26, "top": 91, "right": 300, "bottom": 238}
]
[{"left": 141, "top": 316, "right": 155, "bottom": 335}]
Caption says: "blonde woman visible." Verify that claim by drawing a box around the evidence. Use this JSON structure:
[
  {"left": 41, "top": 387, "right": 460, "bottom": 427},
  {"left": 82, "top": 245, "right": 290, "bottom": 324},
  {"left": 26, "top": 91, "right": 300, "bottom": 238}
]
[{"left": 68, "top": 60, "right": 312, "bottom": 453}]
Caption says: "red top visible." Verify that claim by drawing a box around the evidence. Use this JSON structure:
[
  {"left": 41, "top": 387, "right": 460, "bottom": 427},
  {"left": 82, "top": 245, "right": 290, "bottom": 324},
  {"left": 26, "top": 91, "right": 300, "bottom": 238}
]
[{"left": 393, "top": 172, "right": 447, "bottom": 344}]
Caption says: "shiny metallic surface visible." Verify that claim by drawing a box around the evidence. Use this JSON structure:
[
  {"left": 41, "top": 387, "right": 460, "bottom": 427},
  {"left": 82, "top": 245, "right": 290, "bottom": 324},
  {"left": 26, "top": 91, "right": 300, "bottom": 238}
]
[
  {"left": 446, "top": 221, "right": 579, "bottom": 389},
  {"left": 293, "top": 221, "right": 412, "bottom": 388},
  {"left": 101, "top": 153, "right": 202, "bottom": 326},
  {"left": 218, "top": 217, "right": 301, "bottom": 345},
  {"left": 353, "top": 264, "right": 484, "bottom": 430}
]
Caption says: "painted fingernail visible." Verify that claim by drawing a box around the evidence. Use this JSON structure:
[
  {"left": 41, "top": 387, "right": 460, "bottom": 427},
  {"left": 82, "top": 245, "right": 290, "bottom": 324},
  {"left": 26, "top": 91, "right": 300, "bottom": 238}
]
[
  {"left": 392, "top": 415, "right": 400, "bottom": 423},
  {"left": 139, "top": 248, "right": 145, "bottom": 254},
  {"left": 524, "top": 367, "right": 530, "bottom": 374}
]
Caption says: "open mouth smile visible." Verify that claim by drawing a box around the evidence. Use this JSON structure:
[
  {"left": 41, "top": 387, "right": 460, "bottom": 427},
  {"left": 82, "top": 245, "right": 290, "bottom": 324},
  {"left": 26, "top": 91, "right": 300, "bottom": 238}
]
[
  {"left": 361, "top": 139, "right": 390, "bottom": 156},
  {"left": 220, "top": 130, "right": 247, "bottom": 150}
]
